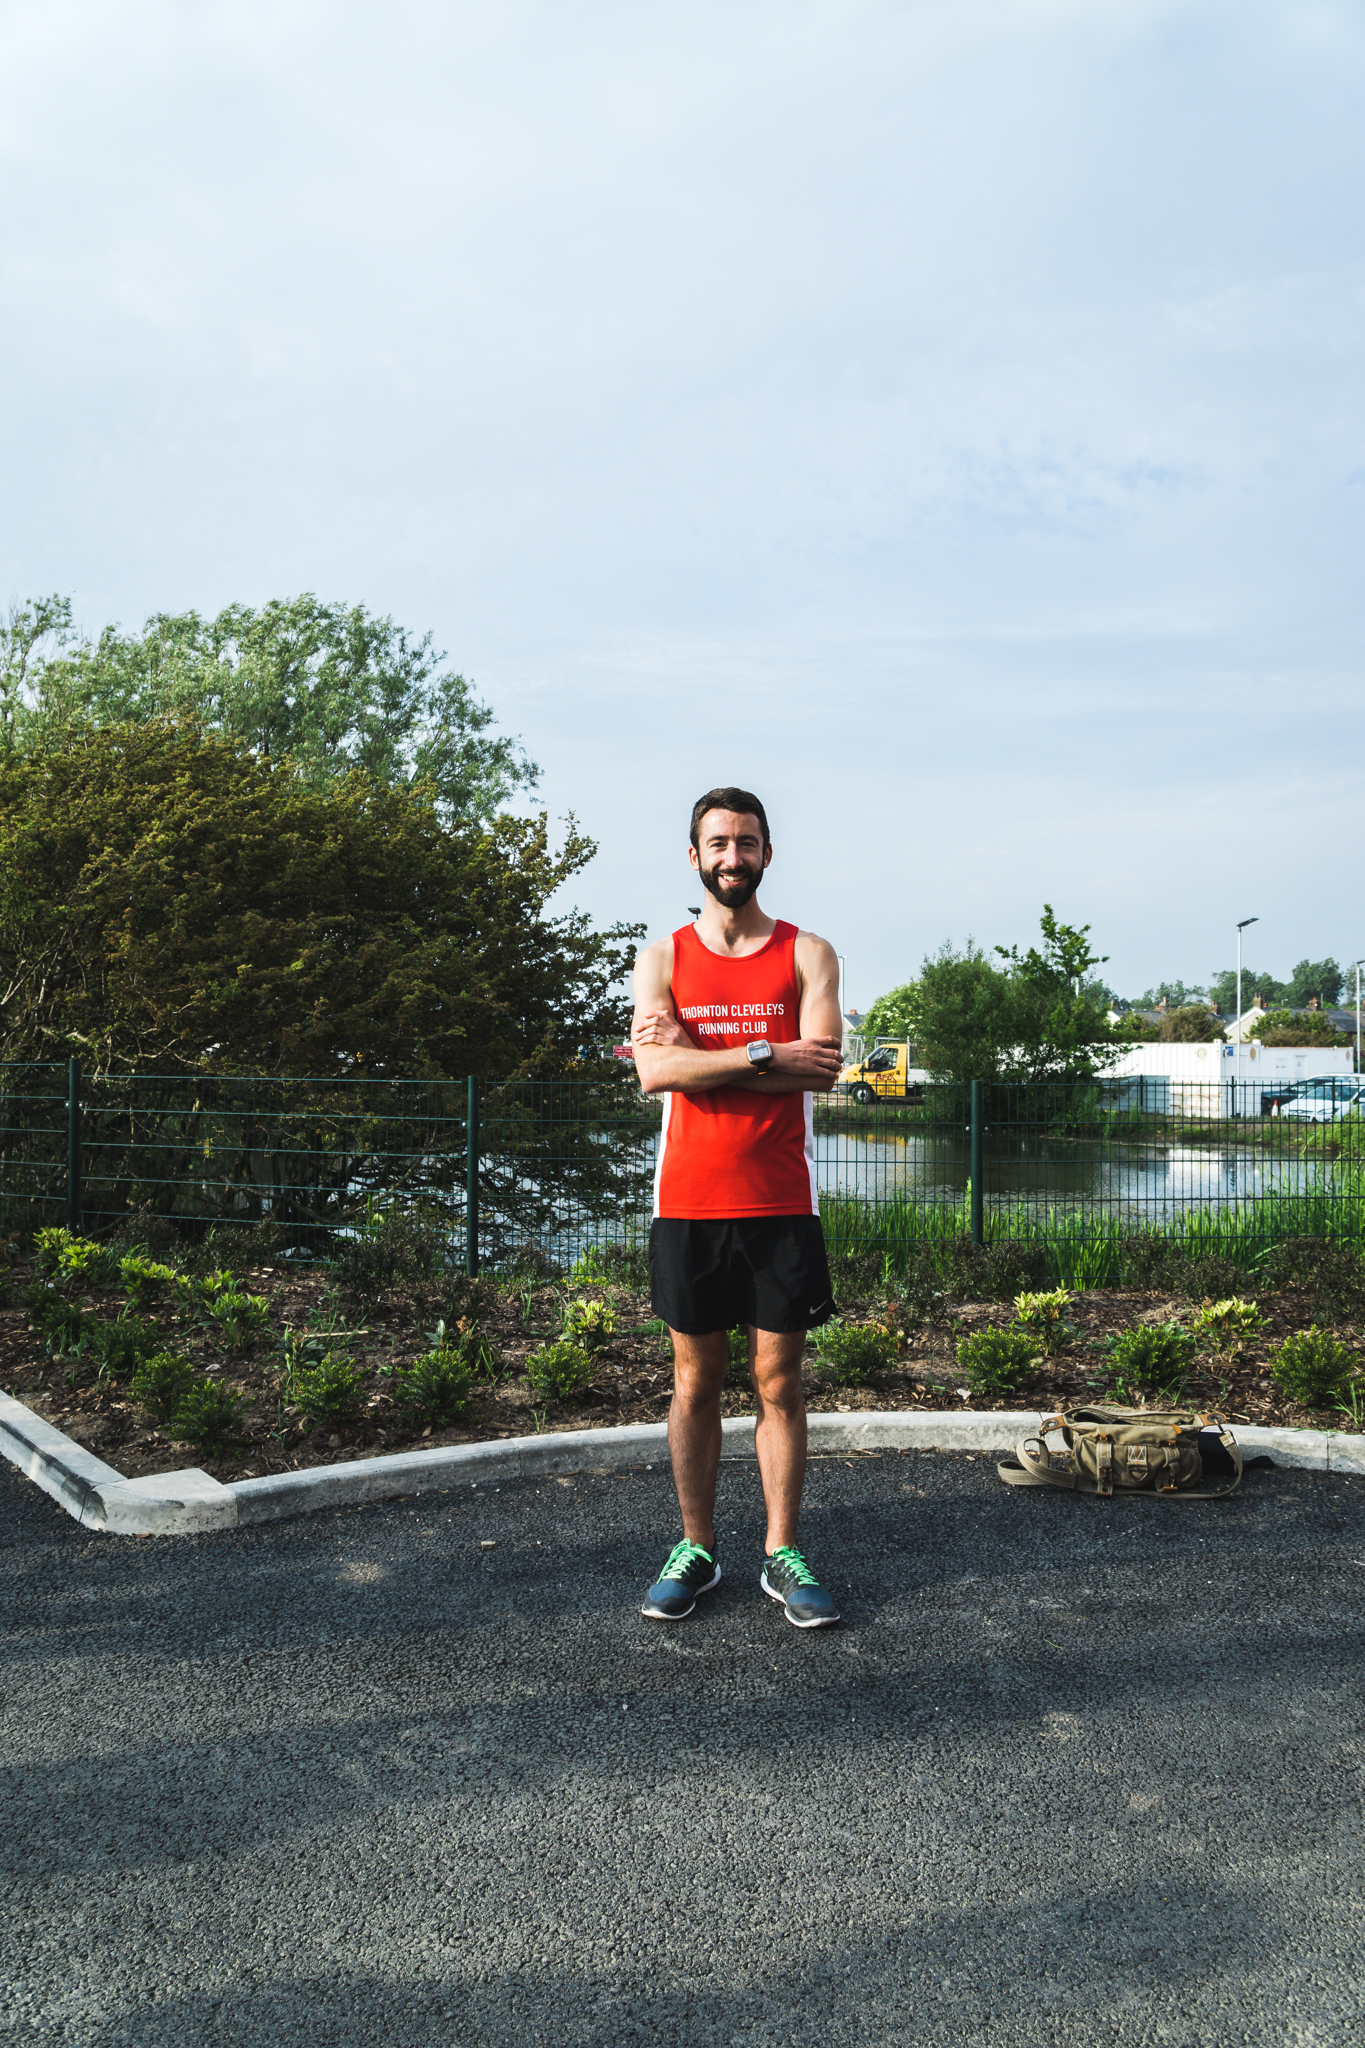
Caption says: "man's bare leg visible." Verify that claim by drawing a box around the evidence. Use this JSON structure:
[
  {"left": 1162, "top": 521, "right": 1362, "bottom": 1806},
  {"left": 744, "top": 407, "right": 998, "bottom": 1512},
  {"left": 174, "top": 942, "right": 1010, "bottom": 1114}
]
[
  {"left": 749, "top": 1328, "right": 807, "bottom": 1553},
  {"left": 667, "top": 1331, "right": 727, "bottom": 1551}
]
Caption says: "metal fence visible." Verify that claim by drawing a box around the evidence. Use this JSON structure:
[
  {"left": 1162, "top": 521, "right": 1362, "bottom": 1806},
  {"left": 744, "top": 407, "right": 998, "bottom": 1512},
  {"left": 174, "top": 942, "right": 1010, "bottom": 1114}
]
[{"left": 1, "top": 1063, "right": 1361, "bottom": 1274}]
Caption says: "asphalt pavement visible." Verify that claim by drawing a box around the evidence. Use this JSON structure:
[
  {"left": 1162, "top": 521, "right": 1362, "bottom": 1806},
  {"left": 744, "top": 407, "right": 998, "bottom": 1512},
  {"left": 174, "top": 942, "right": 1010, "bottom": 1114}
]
[{"left": 3, "top": 1444, "right": 1364, "bottom": 2047}]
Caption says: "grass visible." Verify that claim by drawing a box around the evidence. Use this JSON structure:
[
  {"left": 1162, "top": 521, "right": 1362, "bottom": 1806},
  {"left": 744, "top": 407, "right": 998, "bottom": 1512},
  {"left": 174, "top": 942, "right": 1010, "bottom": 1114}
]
[{"left": 818, "top": 1179, "right": 1365, "bottom": 1291}]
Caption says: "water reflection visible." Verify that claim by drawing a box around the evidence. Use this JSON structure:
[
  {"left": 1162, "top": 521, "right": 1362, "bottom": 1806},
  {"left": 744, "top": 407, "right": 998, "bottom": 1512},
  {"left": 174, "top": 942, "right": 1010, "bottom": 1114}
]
[{"left": 813, "top": 1129, "right": 1345, "bottom": 1217}]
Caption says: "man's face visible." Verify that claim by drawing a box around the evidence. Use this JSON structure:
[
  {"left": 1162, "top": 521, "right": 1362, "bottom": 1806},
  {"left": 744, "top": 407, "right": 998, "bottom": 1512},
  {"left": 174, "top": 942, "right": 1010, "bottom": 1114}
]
[{"left": 690, "top": 810, "right": 771, "bottom": 910}]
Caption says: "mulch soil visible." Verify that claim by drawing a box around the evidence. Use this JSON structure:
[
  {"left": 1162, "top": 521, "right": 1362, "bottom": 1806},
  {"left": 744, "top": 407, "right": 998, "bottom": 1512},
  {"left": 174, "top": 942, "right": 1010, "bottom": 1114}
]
[{"left": 1, "top": 1252, "right": 1360, "bottom": 1486}]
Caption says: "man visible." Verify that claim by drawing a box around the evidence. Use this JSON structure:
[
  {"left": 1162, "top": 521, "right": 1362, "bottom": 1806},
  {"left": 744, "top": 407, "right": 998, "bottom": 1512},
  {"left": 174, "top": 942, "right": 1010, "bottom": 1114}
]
[{"left": 630, "top": 787, "right": 844, "bottom": 1629}]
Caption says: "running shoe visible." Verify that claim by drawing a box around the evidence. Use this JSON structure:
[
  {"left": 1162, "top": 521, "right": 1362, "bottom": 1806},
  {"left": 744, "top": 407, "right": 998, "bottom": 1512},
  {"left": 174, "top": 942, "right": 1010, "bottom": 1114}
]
[
  {"left": 760, "top": 1546, "right": 840, "bottom": 1629},
  {"left": 641, "top": 1538, "right": 721, "bottom": 1620}
]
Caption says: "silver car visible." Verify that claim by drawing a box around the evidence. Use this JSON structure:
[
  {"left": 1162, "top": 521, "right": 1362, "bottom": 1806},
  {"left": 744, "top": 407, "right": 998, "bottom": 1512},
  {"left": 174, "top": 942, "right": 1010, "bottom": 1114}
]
[{"left": 1276, "top": 1078, "right": 1365, "bottom": 1123}]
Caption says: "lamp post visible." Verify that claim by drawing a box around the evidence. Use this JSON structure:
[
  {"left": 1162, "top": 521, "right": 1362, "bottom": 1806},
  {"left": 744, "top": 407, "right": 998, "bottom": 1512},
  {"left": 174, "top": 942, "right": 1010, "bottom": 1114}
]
[
  {"left": 1235, "top": 917, "right": 1258, "bottom": 1118},
  {"left": 1356, "top": 958, "right": 1364, "bottom": 1076}
]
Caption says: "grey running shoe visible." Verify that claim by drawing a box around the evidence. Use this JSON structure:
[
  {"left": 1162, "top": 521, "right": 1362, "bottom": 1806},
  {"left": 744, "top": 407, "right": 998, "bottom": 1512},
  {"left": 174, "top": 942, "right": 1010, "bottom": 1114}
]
[
  {"left": 761, "top": 1545, "right": 839, "bottom": 1628},
  {"left": 641, "top": 1538, "right": 721, "bottom": 1620}
]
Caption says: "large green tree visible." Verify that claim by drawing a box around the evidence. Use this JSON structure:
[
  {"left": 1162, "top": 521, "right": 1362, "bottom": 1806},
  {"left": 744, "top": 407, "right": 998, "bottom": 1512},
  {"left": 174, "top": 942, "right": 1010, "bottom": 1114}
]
[
  {"left": 0, "top": 593, "right": 537, "bottom": 825},
  {"left": 0, "top": 721, "right": 637, "bottom": 1076},
  {"left": 869, "top": 908, "right": 1118, "bottom": 1082}
]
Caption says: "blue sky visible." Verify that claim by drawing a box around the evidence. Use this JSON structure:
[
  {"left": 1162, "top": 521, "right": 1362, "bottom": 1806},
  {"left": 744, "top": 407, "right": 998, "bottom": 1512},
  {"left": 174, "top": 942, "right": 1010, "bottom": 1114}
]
[{"left": 2, "top": 0, "right": 1362, "bottom": 1009}]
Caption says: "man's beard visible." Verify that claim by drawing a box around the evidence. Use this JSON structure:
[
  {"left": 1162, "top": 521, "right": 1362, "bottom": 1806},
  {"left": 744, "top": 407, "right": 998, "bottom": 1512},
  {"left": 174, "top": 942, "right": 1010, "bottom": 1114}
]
[{"left": 700, "top": 857, "right": 762, "bottom": 910}]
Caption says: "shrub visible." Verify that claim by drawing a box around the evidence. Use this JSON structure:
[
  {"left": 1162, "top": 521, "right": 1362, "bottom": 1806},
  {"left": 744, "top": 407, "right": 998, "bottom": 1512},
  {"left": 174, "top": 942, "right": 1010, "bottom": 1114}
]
[
  {"left": 131, "top": 1350, "right": 197, "bottom": 1420},
  {"left": 33, "top": 1226, "right": 77, "bottom": 1278},
  {"left": 88, "top": 1315, "right": 161, "bottom": 1381},
  {"left": 172, "top": 1377, "right": 249, "bottom": 1456},
  {"left": 813, "top": 1318, "right": 902, "bottom": 1386},
  {"left": 26, "top": 1286, "right": 84, "bottom": 1354},
  {"left": 395, "top": 1347, "right": 475, "bottom": 1426},
  {"left": 206, "top": 1289, "right": 271, "bottom": 1352},
  {"left": 563, "top": 1296, "right": 617, "bottom": 1352},
  {"left": 336, "top": 1208, "right": 440, "bottom": 1296},
  {"left": 119, "top": 1253, "right": 180, "bottom": 1306},
  {"left": 426, "top": 1317, "right": 498, "bottom": 1381},
  {"left": 1103, "top": 1321, "right": 1193, "bottom": 1400},
  {"left": 1012, "top": 1288, "right": 1074, "bottom": 1354},
  {"left": 1190, "top": 1297, "right": 1264, "bottom": 1353},
  {"left": 292, "top": 1351, "right": 364, "bottom": 1425},
  {"left": 1258, "top": 1240, "right": 1365, "bottom": 1325},
  {"left": 524, "top": 1339, "right": 595, "bottom": 1399},
  {"left": 724, "top": 1326, "right": 751, "bottom": 1386},
  {"left": 194, "top": 1268, "right": 238, "bottom": 1305},
  {"left": 597, "top": 1243, "right": 650, "bottom": 1291},
  {"left": 1268, "top": 1327, "right": 1359, "bottom": 1408},
  {"left": 35, "top": 1229, "right": 120, "bottom": 1289},
  {"left": 955, "top": 1327, "right": 1040, "bottom": 1398},
  {"left": 936, "top": 1238, "right": 1053, "bottom": 1302}
]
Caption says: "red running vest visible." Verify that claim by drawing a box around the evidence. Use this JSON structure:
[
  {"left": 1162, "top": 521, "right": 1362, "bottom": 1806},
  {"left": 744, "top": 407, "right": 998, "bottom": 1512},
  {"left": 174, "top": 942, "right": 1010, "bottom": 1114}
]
[{"left": 653, "top": 919, "right": 819, "bottom": 1219}]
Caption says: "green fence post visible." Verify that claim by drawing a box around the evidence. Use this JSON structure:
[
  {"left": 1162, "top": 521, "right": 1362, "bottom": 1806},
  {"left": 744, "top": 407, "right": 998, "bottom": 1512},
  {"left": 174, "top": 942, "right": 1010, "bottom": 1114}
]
[
  {"left": 465, "top": 1074, "right": 480, "bottom": 1277},
  {"left": 66, "top": 1057, "right": 82, "bottom": 1235},
  {"left": 969, "top": 1079, "right": 983, "bottom": 1248}
]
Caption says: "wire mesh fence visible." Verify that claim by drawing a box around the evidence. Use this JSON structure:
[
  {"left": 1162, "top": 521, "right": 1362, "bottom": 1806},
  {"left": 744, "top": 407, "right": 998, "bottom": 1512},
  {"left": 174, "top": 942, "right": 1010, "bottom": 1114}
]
[{"left": 1, "top": 1064, "right": 1361, "bottom": 1276}]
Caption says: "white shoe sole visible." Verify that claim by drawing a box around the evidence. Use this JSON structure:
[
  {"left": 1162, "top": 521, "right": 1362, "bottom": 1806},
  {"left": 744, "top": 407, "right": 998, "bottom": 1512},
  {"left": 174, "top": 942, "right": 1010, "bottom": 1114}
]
[
  {"left": 760, "top": 1567, "right": 840, "bottom": 1628},
  {"left": 641, "top": 1562, "right": 721, "bottom": 1620}
]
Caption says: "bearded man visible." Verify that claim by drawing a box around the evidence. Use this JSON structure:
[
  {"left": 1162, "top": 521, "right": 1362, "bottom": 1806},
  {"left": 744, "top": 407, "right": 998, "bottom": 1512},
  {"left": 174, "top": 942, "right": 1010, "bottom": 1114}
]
[{"left": 630, "top": 787, "right": 844, "bottom": 1628}]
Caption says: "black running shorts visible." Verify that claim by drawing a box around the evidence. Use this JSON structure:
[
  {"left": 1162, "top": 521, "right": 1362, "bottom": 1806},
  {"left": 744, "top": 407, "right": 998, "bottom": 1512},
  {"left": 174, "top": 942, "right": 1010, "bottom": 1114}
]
[{"left": 649, "top": 1217, "right": 835, "bottom": 1336}]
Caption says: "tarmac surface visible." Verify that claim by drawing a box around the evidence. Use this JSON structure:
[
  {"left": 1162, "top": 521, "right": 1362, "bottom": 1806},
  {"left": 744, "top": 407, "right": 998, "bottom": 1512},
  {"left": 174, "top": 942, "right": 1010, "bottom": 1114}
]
[{"left": 3, "top": 1444, "right": 1364, "bottom": 2047}]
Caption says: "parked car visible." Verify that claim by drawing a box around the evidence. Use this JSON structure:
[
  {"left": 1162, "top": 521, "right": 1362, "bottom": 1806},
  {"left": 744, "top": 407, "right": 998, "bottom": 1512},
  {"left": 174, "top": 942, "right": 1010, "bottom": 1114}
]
[{"left": 1273, "top": 1079, "right": 1365, "bottom": 1123}]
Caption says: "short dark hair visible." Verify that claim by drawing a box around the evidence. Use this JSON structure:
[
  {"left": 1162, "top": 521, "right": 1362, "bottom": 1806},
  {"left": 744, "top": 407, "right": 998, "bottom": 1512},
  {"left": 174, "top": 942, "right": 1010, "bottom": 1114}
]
[{"left": 689, "top": 787, "right": 770, "bottom": 851}]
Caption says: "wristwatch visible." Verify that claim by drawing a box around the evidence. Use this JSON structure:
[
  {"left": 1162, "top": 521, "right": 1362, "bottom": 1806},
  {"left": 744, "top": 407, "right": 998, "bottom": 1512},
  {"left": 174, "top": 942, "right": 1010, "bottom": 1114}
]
[{"left": 746, "top": 1040, "right": 775, "bottom": 1073}]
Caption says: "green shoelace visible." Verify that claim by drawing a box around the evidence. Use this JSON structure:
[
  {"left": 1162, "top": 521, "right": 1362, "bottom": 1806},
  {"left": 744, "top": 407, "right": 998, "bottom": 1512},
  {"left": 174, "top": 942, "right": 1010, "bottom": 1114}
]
[
  {"left": 768, "top": 1545, "right": 819, "bottom": 1586},
  {"left": 660, "top": 1539, "right": 713, "bottom": 1581}
]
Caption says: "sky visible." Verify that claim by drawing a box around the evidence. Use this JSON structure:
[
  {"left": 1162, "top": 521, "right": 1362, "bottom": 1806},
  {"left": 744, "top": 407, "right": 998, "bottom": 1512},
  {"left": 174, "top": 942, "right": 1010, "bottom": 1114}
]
[{"left": 2, "top": 0, "right": 1362, "bottom": 1011}]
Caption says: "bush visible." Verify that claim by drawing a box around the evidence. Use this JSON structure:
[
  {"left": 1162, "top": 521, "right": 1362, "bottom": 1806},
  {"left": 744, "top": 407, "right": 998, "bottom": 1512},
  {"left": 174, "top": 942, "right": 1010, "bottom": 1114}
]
[
  {"left": 814, "top": 1318, "right": 902, "bottom": 1386},
  {"left": 1190, "top": 1297, "right": 1264, "bottom": 1353},
  {"left": 172, "top": 1377, "right": 248, "bottom": 1456},
  {"left": 725, "top": 1326, "right": 751, "bottom": 1387},
  {"left": 336, "top": 1208, "right": 440, "bottom": 1297},
  {"left": 1268, "top": 1327, "right": 1359, "bottom": 1408},
  {"left": 395, "top": 1347, "right": 475, "bottom": 1426},
  {"left": 1104, "top": 1321, "right": 1193, "bottom": 1399},
  {"left": 1012, "top": 1288, "right": 1074, "bottom": 1353},
  {"left": 35, "top": 1228, "right": 120, "bottom": 1289},
  {"left": 33, "top": 1226, "right": 76, "bottom": 1278},
  {"left": 563, "top": 1296, "right": 617, "bottom": 1352},
  {"left": 292, "top": 1351, "right": 364, "bottom": 1425},
  {"left": 1258, "top": 1240, "right": 1365, "bottom": 1325},
  {"left": 88, "top": 1314, "right": 161, "bottom": 1381},
  {"left": 206, "top": 1289, "right": 271, "bottom": 1352},
  {"left": 130, "top": 1350, "right": 197, "bottom": 1420},
  {"left": 524, "top": 1339, "right": 595, "bottom": 1399},
  {"left": 193, "top": 1268, "right": 238, "bottom": 1304},
  {"left": 425, "top": 1317, "right": 498, "bottom": 1381},
  {"left": 119, "top": 1253, "right": 180, "bottom": 1306},
  {"left": 26, "top": 1286, "right": 84, "bottom": 1354},
  {"left": 935, "top": 1238, "right": 1053, "bottom": 1302},
  {"left": 956, "top": 1327, "right": 1040, "bottom": 1398}
]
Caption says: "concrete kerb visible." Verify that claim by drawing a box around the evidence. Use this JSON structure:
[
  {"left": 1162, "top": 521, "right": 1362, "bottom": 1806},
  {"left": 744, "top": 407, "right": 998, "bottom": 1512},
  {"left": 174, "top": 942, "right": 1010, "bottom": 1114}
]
[{"left": 0, "top": 1386, "right": 1355, "bottom": 1536}]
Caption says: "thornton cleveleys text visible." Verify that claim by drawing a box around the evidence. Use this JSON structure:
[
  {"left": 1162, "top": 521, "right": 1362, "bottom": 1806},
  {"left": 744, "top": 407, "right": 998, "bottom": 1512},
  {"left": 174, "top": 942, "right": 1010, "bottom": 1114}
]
[{"left": 679, "top": 1003, "right": 785, "bottom": 1037}]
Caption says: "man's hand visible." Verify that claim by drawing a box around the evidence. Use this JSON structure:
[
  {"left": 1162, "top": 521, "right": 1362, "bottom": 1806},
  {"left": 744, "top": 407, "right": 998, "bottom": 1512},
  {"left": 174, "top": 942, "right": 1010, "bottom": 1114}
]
[
  {"left": 769, "top": 1035, "right": 844, "bottom": 1083},
  {"left": 632, "top": 1008, "right": 691, "bottom": 1049}
]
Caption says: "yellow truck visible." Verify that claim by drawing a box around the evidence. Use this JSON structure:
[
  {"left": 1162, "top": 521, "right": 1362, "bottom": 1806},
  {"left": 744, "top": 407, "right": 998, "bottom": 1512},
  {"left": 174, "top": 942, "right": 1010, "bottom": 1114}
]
[{"left": 835, "top": 1041, "right": 927, "bottom": 1105}]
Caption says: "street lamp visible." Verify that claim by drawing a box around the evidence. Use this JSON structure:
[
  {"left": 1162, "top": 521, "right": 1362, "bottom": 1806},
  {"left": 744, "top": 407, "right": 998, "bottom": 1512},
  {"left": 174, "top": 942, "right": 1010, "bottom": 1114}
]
[
  {"left": 1355, "top": 958, "right": 1364, "bottom": 1076},
  {"left": 1235, "top": 917, "right": 1258, "bottom": 1117}
]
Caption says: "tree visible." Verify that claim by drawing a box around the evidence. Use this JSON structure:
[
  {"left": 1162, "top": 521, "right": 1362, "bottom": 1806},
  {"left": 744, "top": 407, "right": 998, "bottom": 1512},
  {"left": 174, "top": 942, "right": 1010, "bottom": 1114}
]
[
  {"left": 1249, "top": 1008, "right": 1350, "bottom": 1050},
  {"left": 1159, "top": 1005, "right": 1225, "bottom": 1044},
  {"left": 0, "top": 593, "right": 538, "bottom": 826},
  {"left": 1208, "top": 966, "right": 1289, "bottom": 1015},
  {"left": 861, "top": 983, "right": 917, "bottom": 1045},
  {"left": 908, "top": 909, "right": 1118, "bottom": 1083},
  {"left": 1285, "top": 957, "right": 1344, "bottom": 1009},
  {"left": 0, "top": 721, "right": 638, "bottom": 1076}
]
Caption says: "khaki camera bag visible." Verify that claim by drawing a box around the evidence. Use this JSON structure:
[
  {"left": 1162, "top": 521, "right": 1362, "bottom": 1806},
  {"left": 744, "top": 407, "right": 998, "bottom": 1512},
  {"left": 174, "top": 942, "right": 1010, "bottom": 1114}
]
[{"left": 997, "top": 1405, "right": 1243, "bottom": 1501}]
